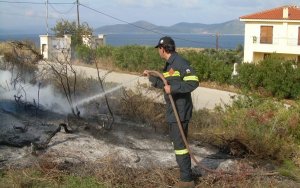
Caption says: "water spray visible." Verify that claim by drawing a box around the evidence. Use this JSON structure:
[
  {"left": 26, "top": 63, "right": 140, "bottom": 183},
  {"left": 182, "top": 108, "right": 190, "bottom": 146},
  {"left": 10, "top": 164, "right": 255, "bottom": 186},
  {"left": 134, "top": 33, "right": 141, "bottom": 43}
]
[{"left": 74, "top": 75, "right": 142, "bottom": 107}]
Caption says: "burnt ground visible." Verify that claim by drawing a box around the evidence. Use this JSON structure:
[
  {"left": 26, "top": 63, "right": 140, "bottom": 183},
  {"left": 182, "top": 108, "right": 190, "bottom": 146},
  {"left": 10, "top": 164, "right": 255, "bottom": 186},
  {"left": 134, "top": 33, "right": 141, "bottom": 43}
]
[
  {"left": 1, "top": 99, "right": 300, "bottom": 187},
  {"left": 0, "top": 98, "right": 236, "bottom": 174}
]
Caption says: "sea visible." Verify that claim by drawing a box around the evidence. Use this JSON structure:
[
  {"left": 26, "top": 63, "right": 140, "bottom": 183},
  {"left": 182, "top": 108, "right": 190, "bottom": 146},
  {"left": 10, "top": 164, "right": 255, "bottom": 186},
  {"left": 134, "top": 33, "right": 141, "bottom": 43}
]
[{"left": 0, "top": 33, "right": 244, "bottom": 49}]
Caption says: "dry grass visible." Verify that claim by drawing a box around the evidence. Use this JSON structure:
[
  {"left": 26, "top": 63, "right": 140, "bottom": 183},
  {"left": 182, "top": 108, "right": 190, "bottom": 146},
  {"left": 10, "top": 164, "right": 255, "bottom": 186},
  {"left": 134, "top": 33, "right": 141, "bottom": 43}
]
[
  {"left": 177, "top": 47, "right": 204, "bottom": 53},
  {"left": 0, "top": 153, "right": 178, "bottom": 188},
  {"left": 1, "top": 153, "right": 299, "bottom": 188},
  {"left": 93, "top": 154, "right": 177, "bottom": 188},
  {"left": 0, "top": 42, "right": 12, "bottom": 55},
  {"left": 117, "top": 86, "right": 167, "bottom": 133}
]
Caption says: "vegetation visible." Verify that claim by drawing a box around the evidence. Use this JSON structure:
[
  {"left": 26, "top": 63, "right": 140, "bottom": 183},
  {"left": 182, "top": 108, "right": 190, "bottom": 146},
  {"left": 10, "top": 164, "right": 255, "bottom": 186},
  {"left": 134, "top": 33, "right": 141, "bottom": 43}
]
[
  {"left": 118, "top": 85, "right": 167, "bottom": 133},
  {"left": 1, "top": 39, "right": 300, "bottom": 186},
  {"left": 235, "top": 55, "right": 300, "bottom": 99},
  {"left": 187, "top": 48, "right": 240, "bottom": 84},
  {"left": 1, "top": 154, "right": 299, "bottom": 188},
  {"left": 0, "top": 41, "right": 40, "bottom": 87},
  {"left": 0, "top": 157, "right": 178, "bottom": 188},
  {"left": 191, "top": 96, "right": 300, "bottom": 162},
  {"left": 76, "top": 45, "right": 162, "bottom": 72},
  {"left": 76, "top": 45, "right": 300, "bottom": 100},
  {"left": 52, "top": 19, "right": 93, "bottom": 48}
]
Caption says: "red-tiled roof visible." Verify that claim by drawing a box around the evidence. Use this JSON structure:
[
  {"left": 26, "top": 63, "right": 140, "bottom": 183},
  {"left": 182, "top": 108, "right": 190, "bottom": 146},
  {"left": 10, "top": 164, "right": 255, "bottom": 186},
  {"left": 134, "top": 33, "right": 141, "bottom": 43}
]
[{"left": 240, "top": 5, "right": 300, "bottom": 20}]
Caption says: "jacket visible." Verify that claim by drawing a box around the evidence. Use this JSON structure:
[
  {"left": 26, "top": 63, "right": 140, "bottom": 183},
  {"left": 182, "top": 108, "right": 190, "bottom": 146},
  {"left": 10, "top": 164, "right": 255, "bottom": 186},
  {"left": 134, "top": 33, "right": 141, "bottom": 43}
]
[{"left": 149, "top": 52, "right": 199, "bottom": 123}]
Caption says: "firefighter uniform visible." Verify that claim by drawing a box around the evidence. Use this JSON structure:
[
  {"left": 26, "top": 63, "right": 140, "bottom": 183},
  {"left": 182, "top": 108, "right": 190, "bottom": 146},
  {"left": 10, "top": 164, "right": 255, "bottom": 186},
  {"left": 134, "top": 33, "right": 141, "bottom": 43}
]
[{"left": 149, "top": 52, "right": 199, "bottom": 182}]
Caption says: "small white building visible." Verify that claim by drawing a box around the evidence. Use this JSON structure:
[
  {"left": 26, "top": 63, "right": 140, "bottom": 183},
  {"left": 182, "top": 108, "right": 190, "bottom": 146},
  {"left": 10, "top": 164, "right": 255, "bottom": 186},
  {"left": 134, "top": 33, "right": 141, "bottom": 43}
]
[
  {"left": 40, "top": 34, "right": 106, "bottom": 61},
  {"left": 40, "top": 34, "right": 72, "bottom": 62},
  {"left": 240, "top": 5, "right": 300, "bottom": 63},
  {"left": 82, "top": 34, "right": 106, "bottom": 48}
]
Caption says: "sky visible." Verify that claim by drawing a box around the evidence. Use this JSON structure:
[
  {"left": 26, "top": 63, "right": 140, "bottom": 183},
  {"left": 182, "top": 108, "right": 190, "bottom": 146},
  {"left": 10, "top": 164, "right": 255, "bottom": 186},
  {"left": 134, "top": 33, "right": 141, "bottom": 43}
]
[{"left": 0, "top": 0, "right": 299, "bottom": 34}]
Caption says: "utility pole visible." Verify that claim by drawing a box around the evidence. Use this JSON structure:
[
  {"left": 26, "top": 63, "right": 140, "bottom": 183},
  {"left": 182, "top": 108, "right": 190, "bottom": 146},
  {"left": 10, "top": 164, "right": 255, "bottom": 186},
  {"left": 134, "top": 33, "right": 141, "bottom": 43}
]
[
  {"left": 77, "top": 0, "right": 80, "bottom": 28},
  {"left": 46, "top": 0, "right": 49, "bottom": 35}
]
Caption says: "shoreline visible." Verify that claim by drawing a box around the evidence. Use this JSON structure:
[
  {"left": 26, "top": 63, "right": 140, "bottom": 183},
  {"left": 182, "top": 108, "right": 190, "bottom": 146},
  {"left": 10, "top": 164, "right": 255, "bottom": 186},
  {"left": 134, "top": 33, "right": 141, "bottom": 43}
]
[{"left": 0, "top": 33, "right": 244, "bottom": 49}]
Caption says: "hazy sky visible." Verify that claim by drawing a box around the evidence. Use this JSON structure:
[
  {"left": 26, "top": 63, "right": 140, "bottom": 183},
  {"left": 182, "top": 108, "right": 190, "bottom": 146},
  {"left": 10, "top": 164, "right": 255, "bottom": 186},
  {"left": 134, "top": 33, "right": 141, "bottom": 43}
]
[{"left": 0, "top": 0, "right": 299, "bottom": 33}]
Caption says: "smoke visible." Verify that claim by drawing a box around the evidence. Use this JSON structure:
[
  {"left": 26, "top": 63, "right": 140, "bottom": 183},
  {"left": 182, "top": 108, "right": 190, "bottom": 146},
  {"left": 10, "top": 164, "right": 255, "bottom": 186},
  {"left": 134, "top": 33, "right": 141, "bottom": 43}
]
[{"left": 0, "top": 70, "right": 71, "bottom": 114}]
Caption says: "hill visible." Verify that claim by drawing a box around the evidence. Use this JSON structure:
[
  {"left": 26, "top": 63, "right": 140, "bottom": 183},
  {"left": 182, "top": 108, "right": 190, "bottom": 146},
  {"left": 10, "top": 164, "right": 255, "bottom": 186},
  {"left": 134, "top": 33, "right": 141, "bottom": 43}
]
[{"left": 95, "top": 20, "right": 244, "bottom": 35}]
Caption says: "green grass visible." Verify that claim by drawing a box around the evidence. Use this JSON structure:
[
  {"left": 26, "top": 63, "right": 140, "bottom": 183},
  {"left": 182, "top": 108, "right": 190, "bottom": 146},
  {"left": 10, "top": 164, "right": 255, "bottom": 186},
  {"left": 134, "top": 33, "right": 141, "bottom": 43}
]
[
  {"left": 0, "top": 168, "right": 106, "bottom": 188},
  {"left": 62, "top": 176, "right": 105, "bottom": 188},
  {"left": 278, "top": 160, "right": 300, "bottom": 181}
]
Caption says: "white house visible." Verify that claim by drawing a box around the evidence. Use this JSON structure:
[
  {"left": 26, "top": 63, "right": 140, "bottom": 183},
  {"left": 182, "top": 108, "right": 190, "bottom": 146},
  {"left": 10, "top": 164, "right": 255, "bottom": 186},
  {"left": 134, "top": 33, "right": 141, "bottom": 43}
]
[
  {"left": 240, "top": 5, "right": 300, "bottom": 63},
  {"left": 40, "top": 34, "right": 72, "bottom": 62},
  {"left": 40, "top": 34, "right": 106, "bottom": 61}
]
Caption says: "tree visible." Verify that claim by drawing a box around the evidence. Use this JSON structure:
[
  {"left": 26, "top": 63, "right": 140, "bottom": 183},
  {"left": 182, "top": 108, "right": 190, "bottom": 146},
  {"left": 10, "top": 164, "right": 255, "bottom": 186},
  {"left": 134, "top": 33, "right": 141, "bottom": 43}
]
[
  {"left": 46, "top": 48, "right": 80, "bottom": 117},
  {"left": 51, "top": 19, "right": 93, "bottom": 48}
]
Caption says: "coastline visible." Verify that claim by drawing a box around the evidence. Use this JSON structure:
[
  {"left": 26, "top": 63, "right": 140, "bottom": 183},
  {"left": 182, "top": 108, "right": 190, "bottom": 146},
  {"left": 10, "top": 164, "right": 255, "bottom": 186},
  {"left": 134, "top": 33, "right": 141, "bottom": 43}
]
[{"left": 0, "top": 33, "right": 244, "bottom": 49}]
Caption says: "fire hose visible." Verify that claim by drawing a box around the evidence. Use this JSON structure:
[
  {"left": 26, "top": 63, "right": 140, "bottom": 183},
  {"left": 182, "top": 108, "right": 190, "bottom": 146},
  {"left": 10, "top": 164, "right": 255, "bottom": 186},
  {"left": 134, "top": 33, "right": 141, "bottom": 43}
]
[{"left": 146, "top": 70, "right": 217, "bottom": 173}]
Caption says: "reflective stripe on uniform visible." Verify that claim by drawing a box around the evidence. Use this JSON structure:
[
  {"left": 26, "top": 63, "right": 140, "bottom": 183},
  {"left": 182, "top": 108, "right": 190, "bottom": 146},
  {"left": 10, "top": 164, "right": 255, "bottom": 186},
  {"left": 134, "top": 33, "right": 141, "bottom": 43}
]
[
  {"left": 183, "top": 75, "right": 199, "bottom": 81},
  {"left": 175, "top": 148, "right": 189, "bottom": 155},
  {"left": 163, "top": 71, "right": 180, "bottom": 78}
]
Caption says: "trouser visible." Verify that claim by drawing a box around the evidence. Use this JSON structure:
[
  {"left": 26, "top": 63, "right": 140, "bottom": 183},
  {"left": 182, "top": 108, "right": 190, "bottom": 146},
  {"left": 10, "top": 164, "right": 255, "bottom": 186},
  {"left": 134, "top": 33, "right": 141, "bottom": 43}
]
[{"left": 169, "top": 121, "right": 193, "bottom": 182}]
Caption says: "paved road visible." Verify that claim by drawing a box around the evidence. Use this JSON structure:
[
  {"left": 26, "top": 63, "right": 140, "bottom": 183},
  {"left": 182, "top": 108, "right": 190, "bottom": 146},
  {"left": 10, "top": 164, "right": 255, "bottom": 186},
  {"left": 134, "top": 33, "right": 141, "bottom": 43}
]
[{"left": 71, "top": 65, "right": 237, "bottom": 110}]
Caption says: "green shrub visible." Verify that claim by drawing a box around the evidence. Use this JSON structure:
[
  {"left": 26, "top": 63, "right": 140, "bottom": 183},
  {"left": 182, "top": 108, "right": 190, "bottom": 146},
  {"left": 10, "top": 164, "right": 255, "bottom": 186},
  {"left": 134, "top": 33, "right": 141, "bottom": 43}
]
[
  {"left": 234, "top": 62, "right": 263, "bottom": 91},
  {"left": 188, "top": 52, "right": 212, "bottom": 81},
  {"left": 76, "top": 45, "right": 95, "bottom": 64},
  {"left": 224, "top": 97, "right": 300, "bottom": 160},
  {"left": 260, "top": 56, "right": 295, "bottom": 98},
  {"left": 188, "top": 52, "right": 233, "bottom": 84},
  {"left": 209, "top": 61, "right": 232, "bottom": 84},
  {"left": 193, "top": 96, "right": 300, "bottom": 162},
  {"left": 235, "top": 55, "right": 300, "bottom": 99},
  {"left": 96, "top": 45, "right": 114, "bottom": 58},
  {"left": 111, "top": 45, "right": 162, "bottom": 72}
]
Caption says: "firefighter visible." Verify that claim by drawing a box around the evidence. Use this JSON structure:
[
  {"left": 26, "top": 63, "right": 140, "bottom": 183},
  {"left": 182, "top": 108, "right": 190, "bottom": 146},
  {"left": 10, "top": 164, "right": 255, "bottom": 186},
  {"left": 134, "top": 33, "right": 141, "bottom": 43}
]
[{"left": 143, "top": 36, "right": 199, "bottom": 188}]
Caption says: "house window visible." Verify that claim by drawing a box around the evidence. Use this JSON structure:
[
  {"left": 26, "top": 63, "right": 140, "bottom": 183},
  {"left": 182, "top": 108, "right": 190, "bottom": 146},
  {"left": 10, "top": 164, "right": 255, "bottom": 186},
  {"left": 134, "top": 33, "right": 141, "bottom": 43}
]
[{"left": 260, "top": 26, "right": 273, "bottom": 44}]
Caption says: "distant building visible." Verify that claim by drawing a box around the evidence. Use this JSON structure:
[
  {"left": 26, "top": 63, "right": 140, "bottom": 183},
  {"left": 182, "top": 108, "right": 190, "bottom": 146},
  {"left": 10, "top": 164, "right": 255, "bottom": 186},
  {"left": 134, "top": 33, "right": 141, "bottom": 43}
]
[
  {"left": 40, "top": 34, "right": 106, "bottom": 61},
  {"left": 240, "top": 5, "right": 300, "bottom": 63},
  {"left": 40, "top": 34, "right": 72, "bottom": 62},
  {"left": 82, "top": 34, "right": 106, "bottom": 48}
]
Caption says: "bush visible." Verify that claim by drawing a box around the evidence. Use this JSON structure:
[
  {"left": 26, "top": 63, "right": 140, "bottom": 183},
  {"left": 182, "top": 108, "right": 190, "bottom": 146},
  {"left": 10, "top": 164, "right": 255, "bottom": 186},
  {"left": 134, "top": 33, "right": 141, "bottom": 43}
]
[
  {"left": 187, "top": 50, "right": 234, "bottom": 84},
  {"left": 235, "top": 55, "right": 300, "bottom": 99},
  {"left": 118, "top": 86, "right": 167, "bottom": 133},
  {"left": 95, "top": 45, "right": 114, "bottom": 58},
  {"left": 233, "top": 62, "right": 263, "bottom": 91},
  {"left": 111, "top": 45, "right": 162, "bottom": 72},
  {"left": 193, "top": 96, "right": 300, "bottom": 162},
  {"left": 76, "top": 45, "right": 95, "bottom": 64},
  {"left": 260, "top": 56, "right": 300, "bottom": 98}
]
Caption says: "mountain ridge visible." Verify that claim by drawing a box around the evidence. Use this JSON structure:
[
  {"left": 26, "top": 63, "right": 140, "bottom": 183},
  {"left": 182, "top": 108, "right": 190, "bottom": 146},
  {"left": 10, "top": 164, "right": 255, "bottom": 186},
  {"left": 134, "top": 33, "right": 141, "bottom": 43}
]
[{"left": 95, "top": 20, "right": 244, "bottom": 35}]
